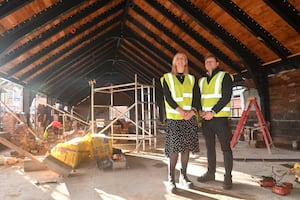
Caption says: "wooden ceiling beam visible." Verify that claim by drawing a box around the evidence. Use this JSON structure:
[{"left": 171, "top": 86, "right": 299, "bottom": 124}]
[
  {"left": 133, "top": 3, "right": 207, "bottom": 76},
  {"left": 19, "top": 21, "right": 121, "bottom": 83},
  {"left": 54, "top": 53, "right": 116, "bottom": 100},
  {"left": 120, "top": 46, "right": 160, "bottom": 80},
  {"left": 114, "top": 0, "right": 132, "bottom": 56},
  {"left": 118, "top": 49, "right": 164, "bottom": 100},
  {"left": 0, "top": 0, "right": 120, "bottom": 67},
  {"left": 119, "top": 0, "right": 132, "bottom": 35},
  {"left": 124, "top": 39, "right": 169, "bottom": 72},
  {"left": 0, "top": 0, "right": 33, "bottom": 19},
  {"left": 41, "top": 50, "right": 115, "bottom": 99},
  {"left": 0, "top": 0, "right": 84, "bottom": 56},
  {"left": 51, "top": 57, "right": 150, "bottom": 105},
  {"left": 121, "top": 30, "right": 180, "bottom": 94},
  {"left": 122, "top": 42, "right": 162, "bottom": 77},
  {"left": 94, "top": 57, "right": 149, "bottom": 85},
  {"left": 30, "top": 28, "right": 119, "bottom": 88},
  {"left": 84, "top": 52, "right": 122, "bottom": 80},
  {"left": 264, "top": 0, "right": 300, "bottom": 34},
  {"left": 148, "top": 1, "right": 243, "bottom": 75},
  {"left": 169, "top": 0, "right": 262, "bottom": 64},
  {"left": 266, "top": 55, "right": 300, "bottom": 75},
  {"left": 213, "top": 0, "right": 291, "bottom": 59},
  {"left": 124, "top": 28, "right": 173, "bottom": 72},
  {"left": 114, "top": 62, "right": 145, "bottom": 83},
  {"left": 128, "top": 6, "right": 205, "bottom": 75},
  {"left": 9, "top": 6, "right": 123, "bottom": 77},
  {"left": 0, "top": 72, "right": 23, "bottom": 87},
  {"left": 44, "top": 40, "right": 116, "bottom": 88},
  {"left": 122, "top": 39, "right": 169, "bottom": 73}
]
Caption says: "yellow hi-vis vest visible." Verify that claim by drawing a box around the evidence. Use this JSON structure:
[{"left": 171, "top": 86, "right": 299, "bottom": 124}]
[
  {"left": 161, "top": 73, "right": 195, "bottom": 120},
  {"left": 199, "top": 71, "right": 232, "bottom": 117}
]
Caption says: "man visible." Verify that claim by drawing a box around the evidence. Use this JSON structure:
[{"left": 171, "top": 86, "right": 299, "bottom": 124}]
[{"left": 197, "top": 54, "right": 233, "bottom": 190}]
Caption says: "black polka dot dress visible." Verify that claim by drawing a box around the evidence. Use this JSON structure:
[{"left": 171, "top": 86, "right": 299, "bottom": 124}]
[{"left": 165, "top": 116, "right": 200, "bottom": 157}]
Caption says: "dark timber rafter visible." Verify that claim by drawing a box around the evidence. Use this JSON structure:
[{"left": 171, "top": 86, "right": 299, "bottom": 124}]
[
  {"left": 129, "top": 5, "right": 206, "bottom": 77},
  {"left": 0, "top": 0, "right": 33, "bottom": 19},
  {"left": 29, "top": 26, "right": 120, "bottom": 86},
  {"left": 213, "top": 0, "right": 291, "bottom": 59},
  {"left": 21, "top": 22, "right": 119, "bottom": 84},
  {"left": 264, "top": 0, "right": 300, "bottom": 34},
  {"left": 114, "top": 61, "right": 149, "bottom": 84},
  {"left": 265, "top": 54, "right": 300, "bottom": 75},
  {"left": 128, "top": 17, "right": 203, "bottom": 77},
  {"left": 123, "top": 27, "right": 174, "bottom": 72},
  {"left": 43, "top": 39, "right": 116, "bottom": 88},
  {"left": 0, "top": 0, "right": 84, "bottom": 56},
  {"left": 121, "top": 42, "right": 163, "bottom": 78},
  {"left": 115, "top": 56, "right": 153, "bottom": 84},
  {"left": 114, "top": 0, "right": 132, "bottom": 55},
  {"left": 148, "top": 1, "right": 243, "bottom": 75},
  {"left": 123, "top": 38, "right": 170, "bottom": 72},
  {"left": 0, "top": 0, "right": 117, "bottom": 68},
  {"left": 55, "top": 53, "right": 116, "bottom": 99},
  {"left": 119, "top": 50, "right": 157, "bottom": 83},
  {"left": 40, "top": 49, "right": 116, "bottom": 98},
  {"left": 9, "top": 4, "right": 124, "bottom": 78}
]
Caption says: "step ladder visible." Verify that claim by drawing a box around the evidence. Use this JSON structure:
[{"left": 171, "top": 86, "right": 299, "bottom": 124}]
[{"left": 230, "top": 97, "right": 274, "bottom": 154}]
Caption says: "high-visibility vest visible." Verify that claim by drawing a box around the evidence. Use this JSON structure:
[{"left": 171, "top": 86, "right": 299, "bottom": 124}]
[
  {"left": 199, "top": 71, "right": 232, "bottom": 117},
  {"left": 161, "top": 73, "right": 195, "bottom": 120}
]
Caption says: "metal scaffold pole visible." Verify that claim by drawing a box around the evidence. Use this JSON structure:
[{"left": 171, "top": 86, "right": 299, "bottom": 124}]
[
  {"left": 141, "top": 84, "right": 145, "bottom": 151},
  {"left": 89, "top": 80, "right": 95, "bottom": 134},
  {"left": 152, "top": 78, "right": 157, "bottom": 149},
  {"left": 134, "top": 74, "right": 139, "bottom": 151}
]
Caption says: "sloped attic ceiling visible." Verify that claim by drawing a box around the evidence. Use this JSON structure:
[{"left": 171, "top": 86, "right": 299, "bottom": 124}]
[{"left": 0, "top": 0, "right": 299, "bottom": 106}]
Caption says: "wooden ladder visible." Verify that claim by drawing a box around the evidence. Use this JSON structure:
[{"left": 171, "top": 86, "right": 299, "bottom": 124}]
[{"left": 230, "top": 97, "right": 274, "bottom": 154}]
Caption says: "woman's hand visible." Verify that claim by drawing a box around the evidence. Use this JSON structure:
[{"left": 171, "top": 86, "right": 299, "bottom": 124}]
[
  {"left": 202, "top": 111, "right": 214, "bottom": 120},
  {"left": 176, "top": 107, "right": 186, "bottom": 117},
  {"left": 176, "top": 107, "right": 194, "bottom": 120},
  {"left": 183, "top": 110, "right": 194, "bottom": 120}
]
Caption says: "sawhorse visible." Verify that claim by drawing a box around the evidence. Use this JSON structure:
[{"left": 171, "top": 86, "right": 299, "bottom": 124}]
[{"left": 230, "top": 97, "right": 274, "bottom": 154}]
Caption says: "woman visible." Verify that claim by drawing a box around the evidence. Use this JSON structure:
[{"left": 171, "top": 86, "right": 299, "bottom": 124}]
[{"left": 160, "top": 52, "right": 200, "bottom": 193}]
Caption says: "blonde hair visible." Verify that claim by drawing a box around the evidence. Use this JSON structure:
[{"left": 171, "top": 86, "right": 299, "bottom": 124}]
[{"left": 171, "top": 52, "right": 189, "bottom": 74}]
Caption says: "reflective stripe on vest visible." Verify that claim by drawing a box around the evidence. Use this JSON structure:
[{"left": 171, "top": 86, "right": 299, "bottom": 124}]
[
  {"left": 161, "top": 73, "right": 194, "bottom": 120},
  {"left": 199, "top": 71, "right": 232, "bottom": 117}
]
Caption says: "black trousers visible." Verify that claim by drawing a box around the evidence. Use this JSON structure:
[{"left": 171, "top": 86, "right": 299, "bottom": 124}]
[{"left": 202, "top": 117, "right": 233, "bottom": 176}]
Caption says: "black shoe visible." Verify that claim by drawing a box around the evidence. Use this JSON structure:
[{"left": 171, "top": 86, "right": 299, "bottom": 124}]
[
  {"left": 197, "top": 172, "right": 215, "bottom": 182},
  {"left": 223, "top": 175, "right": 232, "bottom": 190}
]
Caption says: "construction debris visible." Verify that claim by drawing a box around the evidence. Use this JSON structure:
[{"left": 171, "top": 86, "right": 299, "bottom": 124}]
[
  {"left": 258, "top": 166, "right": 294, "bottom": 195},
  {"left": 291, "top": 163, "right": 300, "bottom": 183}
]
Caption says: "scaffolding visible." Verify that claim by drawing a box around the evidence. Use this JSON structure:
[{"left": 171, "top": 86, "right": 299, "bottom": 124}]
[{"left": 90, "top": 75, "right": 157, "bottom": 152}]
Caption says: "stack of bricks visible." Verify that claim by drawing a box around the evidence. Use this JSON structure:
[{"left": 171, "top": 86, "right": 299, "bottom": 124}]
[
  {"left": 2, "top": 113, "right": 16, "bottom": 135},
  {"left": 11, "top": 124, "right": 32, "bottom": 152}
]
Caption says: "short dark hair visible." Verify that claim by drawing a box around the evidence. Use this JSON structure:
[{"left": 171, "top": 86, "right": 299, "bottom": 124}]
[{"left": 204, "top": 54, "right": 218, "bottom": 62}]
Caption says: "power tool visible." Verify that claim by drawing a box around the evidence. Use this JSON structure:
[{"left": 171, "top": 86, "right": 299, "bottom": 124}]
[{"left": 258, "top": 166, "right": 293, "bottom": 195}]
